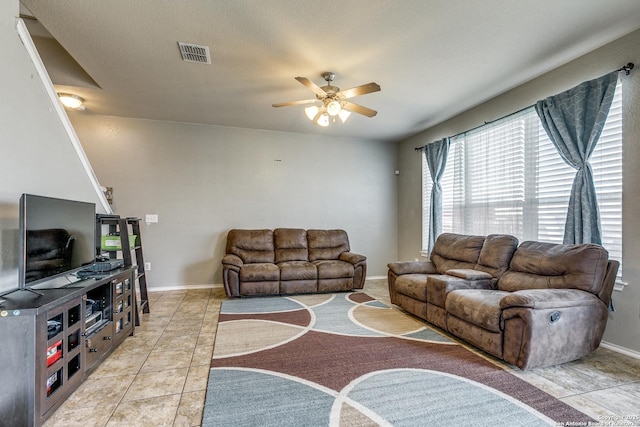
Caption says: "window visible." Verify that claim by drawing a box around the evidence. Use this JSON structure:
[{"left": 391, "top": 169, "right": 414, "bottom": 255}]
[{"left": 423, "top": 79, "right": 622, "bottom": 276}]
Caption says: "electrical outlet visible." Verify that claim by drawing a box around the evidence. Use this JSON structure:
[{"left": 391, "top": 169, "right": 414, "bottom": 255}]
[
  {"left": 144, "top": 262, "right": 151, "bottom": 271},
  {"left": 145, "top": 214, "right": 158, "bottom": 223}
]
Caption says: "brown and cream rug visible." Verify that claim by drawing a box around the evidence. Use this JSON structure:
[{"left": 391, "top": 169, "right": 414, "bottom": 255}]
[{"left": 203, "top": 292, "right": 592, "bottom": 426}]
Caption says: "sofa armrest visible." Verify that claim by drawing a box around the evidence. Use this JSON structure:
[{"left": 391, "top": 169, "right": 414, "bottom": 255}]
[
  {"left": 500, "top": 289, "right": 608, "bottom": 369},
  {"left": 446, "top": 269, "right": 492, "bottom": 281},
  {"left": 499, "top": 289, "right": 603, "bottom": 310},
  {"left": 387, "top": 261, "right": 437, "bottom": 275},
  {"left": 339, "top": 252, "right": 367, "bottom": 289},
  {"left": 340, "top": 252, "right": 367, "bottom": 265},
  {"left": 222, "top": 254, "right": 243, "bottom": 269},
  {"left": 222, "top": 254, "right": 243, "bottom": 297}
]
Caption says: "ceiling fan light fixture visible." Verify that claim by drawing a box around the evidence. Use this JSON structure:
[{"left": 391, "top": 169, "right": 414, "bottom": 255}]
[
  {"left": 316, "top": 113, "right": 330, "bottom": 127},
  {"left": 305, "top": 105, "right": 319, "bottom": 121},
  {"left": 272, "top": 72, "right": 380, "bottom": 126},
  {"left": 338, "top": 109, "right": 351, "bottom": 123},
  {"left": 326, "top": 100, "right": 341, "bottom": 116},
  {"left": 58, "top": 93, "right": 84, "bottom": 109}
]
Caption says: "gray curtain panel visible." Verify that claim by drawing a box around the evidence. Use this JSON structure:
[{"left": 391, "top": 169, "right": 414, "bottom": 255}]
[
  {"left": 535, "top": 72, "right": 618, "bottom": 244},
  {"left": 425, "top": 137, "right": 450, "bottom": 254}
]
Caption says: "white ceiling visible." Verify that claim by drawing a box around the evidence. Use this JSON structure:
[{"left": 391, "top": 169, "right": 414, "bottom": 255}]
[{"left": 19, "top": 0, "right": 640, "bottom": 142}]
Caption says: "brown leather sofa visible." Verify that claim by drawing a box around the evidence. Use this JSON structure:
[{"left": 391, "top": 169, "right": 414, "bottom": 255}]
[
  {"left": 388, "top": 233, "right": 619, "bottom": 369},
  {"left": 222, "top": 228, "right": 367, "bottom": 297}
]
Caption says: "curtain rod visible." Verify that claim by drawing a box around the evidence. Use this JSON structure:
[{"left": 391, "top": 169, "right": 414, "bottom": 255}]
[
  {"left": 415, "top": 62, "right": 634, "bottom": 151},
  {"left": 617, "top": 62, "right": 634, "bottom": 75}
]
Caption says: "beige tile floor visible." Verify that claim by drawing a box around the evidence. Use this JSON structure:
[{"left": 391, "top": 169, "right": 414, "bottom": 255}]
[{"left": 44, "top": 279, "right": 640, "bottom": 427}]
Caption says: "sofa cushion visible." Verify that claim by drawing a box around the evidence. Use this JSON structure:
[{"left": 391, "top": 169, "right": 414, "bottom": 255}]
[
  {"left": 239, "top": 263, "right": 280, "bottom": 282},
  {"left": 226, "top": 229, "right": 275, "bottom": 264},
  {"left": 308, "top": 229, "right": 350, "bottom": 261},
  {"left": 313, "top": 260, "right": 354, "bottom": 279},
  {"left": 498, "top": 241, "right": 609, "bottom": 294},
  {"left": 394, "top": 274, "right": 430, "bottom": 302},
  {"left": 430, "top": 233, "right": 485, "bottom": 273},
  {"left": 278, "top": 261, "right": 317, "bottom": 281},
  {"left": 475, "top": 234, "right": 519, "bottom": 278},
  {"left": 446, "top": 289, "right": 511, "bottom": 333},
  {"left": 274, "top": 228, "right": 308, "bottom": 263}
]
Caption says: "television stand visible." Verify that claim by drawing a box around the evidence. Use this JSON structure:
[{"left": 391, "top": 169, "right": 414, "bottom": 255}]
[
  {"left": 0, "top": 266, "right": 137, "bottom": 426},
  {"left": 0, "top": 286, "right": 44, "bottom": 297},
  {"left": 16, "top": 287, "right": 44, "bottom": 296}
]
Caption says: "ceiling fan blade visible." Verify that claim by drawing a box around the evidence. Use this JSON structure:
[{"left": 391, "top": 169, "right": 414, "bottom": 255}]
[
  {"left": 295, "top": 76, "right": 327, "bottom": 98},
  {"left": 272, "top": 99, "right": 318, "bottom": 108},
  {"left": 338, "top": 82, "right": 381, "bottom": 99},
  {"left": 342, "top": 101, "right": 377, "bottom": 117}
]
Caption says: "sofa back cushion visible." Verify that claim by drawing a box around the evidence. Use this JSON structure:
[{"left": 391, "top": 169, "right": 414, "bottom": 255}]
[
  {"left": 226, "top": 229, "right": 275, "bottom": 264},
  {"left": 498, "top": 241, "right": 609, "bottom": 294},
  {"left": 430, "top": 233, "right": 485, "bottom": 274},
  {"left": 274, "top": 228, "right": 308, "bottom": 263},
  {"left": 307, "top": 229, "right": 350, "bottom": 261},
  {"left": 475, "top": 234, "right": 519, "bottom": 278}
]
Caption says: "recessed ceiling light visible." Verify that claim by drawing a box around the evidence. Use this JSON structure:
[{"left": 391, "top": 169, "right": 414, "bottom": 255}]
[{"left": 58, "top": 93, "right": 84, "bottom": 109}]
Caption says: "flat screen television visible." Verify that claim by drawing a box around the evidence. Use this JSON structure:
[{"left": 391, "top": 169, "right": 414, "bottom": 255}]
[{"left": 19, "top": 194, "right": 96, "bottom": 289}]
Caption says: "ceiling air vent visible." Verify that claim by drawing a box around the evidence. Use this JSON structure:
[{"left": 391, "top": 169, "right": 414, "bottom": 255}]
[{"left": 177, "top": 42, "right": 211, "bottom": 64}]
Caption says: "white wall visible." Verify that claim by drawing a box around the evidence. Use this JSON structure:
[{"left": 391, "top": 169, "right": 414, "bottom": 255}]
[
  {"left": 0, "top": 2, "right": 107, "bottom": 294},
  {"left": 70, "top": 114, "right": 398, "bottom": 289},
  {"left": 396, "top": 29, "right": 640, "bottom": 353}
]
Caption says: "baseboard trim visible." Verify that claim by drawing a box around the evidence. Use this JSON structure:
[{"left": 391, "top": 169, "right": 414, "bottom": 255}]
[
  {"left": 149, "top": 283, "right": 219, "bottom": 292},
  {"left": 600, "top": 341, "right": 640, "bottom": 360},
  {"left": 149, "top": 276, "right": 387, "bottom": 293}
]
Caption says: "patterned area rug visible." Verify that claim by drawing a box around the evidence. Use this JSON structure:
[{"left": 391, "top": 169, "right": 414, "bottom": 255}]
[{"left": 203, "top": 292, "right": 592, "bottom": 426}]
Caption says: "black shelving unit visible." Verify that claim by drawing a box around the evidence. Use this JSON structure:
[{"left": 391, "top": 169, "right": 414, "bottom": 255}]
[
  {"left": 96, "top": 214, "right": 150, "bottom": 325},
  {"left": 126, "top": 217, "right": 150, "bottom": 321}
]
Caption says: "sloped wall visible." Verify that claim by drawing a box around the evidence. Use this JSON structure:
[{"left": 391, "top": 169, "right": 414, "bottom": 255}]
[{"left": 0, "top": 2, "right": 107, "bottom": 293}]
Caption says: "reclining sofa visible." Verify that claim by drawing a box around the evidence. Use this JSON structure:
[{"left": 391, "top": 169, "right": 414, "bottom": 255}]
[
  {"left": 222, "top": 228, "right": 367, "bottom": 297},
  {"left": 388, "top": 233, "right": 619, "bottom": 369}
]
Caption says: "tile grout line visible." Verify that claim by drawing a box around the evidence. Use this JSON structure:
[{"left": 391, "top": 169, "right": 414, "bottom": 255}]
[{"left": 108, "top": 290, "right": 189, "bottom": 426}]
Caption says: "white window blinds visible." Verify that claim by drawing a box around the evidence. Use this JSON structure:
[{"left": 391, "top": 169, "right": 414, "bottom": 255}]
[{"left": 423, "top": 79, "right": 622, "bottom": 276}]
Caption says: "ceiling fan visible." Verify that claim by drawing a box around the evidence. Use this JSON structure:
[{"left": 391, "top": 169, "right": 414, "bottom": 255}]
[{"left": 272, "top": 72, "right": 381, "bottom": 127}]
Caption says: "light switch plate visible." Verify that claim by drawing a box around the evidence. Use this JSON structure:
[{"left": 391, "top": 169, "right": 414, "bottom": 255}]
[{"left": 145, "top": 214, "right": 158, "bottom": 223}]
